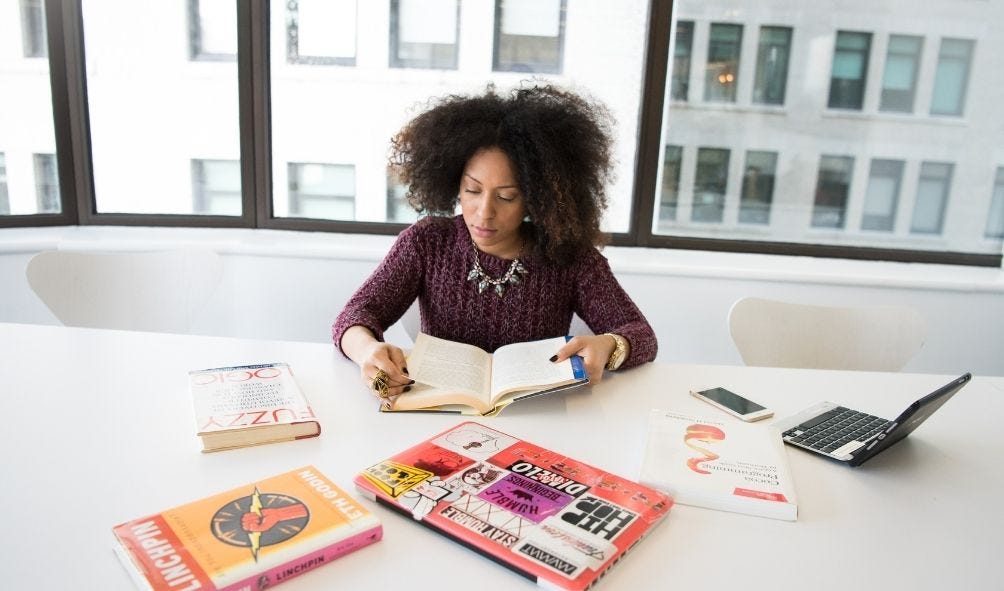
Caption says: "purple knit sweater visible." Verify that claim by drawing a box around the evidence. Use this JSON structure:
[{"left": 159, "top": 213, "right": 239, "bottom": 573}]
[{"left": 332, "top": 215, "right": 657, "bottom": 369}]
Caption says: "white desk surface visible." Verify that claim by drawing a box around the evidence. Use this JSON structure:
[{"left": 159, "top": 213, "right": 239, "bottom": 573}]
[{"left": 1, "top": 322, "right": 999, "bottom": 590}]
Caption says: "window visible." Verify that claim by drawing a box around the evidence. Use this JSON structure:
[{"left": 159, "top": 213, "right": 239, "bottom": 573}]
[
  {"left": 739, "top": 151, "right": 777, "bottom": 224},
  {"left": 671, "top": 21, "right": 694, "bottom": 101},
  {"left": 705, "top": 24, "right": 742, "bottom": 103},
  {"left": 911, "top": 162, "right": 953, "bottom": 234},
  {"left": 930, "top": 38, "right": 974, "bottom": 116},
  {"left": 287, "top": 163, "right": 355, "bottom": 221},
  {"left": 188, "top": 0, "right": 237, "bottom": 61},
  {"left": 812, "top": 155, "right": 854, "bottom": 228},
  {"left": 659, "top": 145, "right": 683, "bottom": 223},
  {"left": 828, "top": 31, "right": 871, "bottom": 110},
  {"left": 494, "top": 0, "right": 566, "bottom": 74},
  {"left": 753, "top": 26, "right": 792, "bottom": 106},
  {"left": 987, "top": 168, "right": 1004, "bottom": 239},
  {"left": 33, "top": 154, "right": 60, "bottom": 214},
  {"left": 0, "top": 154, "right": 9, "bottom": 215},
  {"left": 390, "top": 0, "right": 459, "bottom": 70},
  {"left": 861, "top": 159, "right": 904, "bottom": 231},
  {"left": 19, "top": 0, "right": 47, "bottom": 58},
  {"left": 192, "top": 159, "right": 241, "bottom": 215},
  {"left": 287, "top": 0, "right": 357, "bottom": 66},
  {"left": 692, "top": 148, "right": 730, "bottom": 223},
  {"left": 880, "top": 35, "right": 922, "bottom": 113},
  {"left": 386, "top": 168, "right": 418, "bottom": 224}
]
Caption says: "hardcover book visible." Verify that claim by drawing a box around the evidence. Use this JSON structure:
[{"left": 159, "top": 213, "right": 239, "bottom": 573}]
[
  {"left": 638, "top": 409, "right": 798, "bottom": 521},
  {"left": 354, "top": 422, "right": 672, "bottom": 591},
  {"left": 112, "top": 466, "right": 382, "bottom": 591},
  {"left": 190, "top": 362, "right": 321, "bottom": 452},
  {"left": 387, "top": 333, "right": 588, "bottom": 415}
]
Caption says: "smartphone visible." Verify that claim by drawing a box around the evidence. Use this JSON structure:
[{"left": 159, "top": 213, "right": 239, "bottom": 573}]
[{"left": 690, "top": 387, "right": 774, "bottom": 422}]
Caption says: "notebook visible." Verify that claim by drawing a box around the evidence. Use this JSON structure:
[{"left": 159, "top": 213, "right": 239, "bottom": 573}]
[
  {"left": 353, "top": 422, "right": 672, "bottom": 591},
  {"left": 774, "top": 373, "right": 971, "bottom": 467}
]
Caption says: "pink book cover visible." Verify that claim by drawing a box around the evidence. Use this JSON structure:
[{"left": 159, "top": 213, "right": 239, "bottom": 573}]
[{"left": 354, "top": 422, "right": 672, "bottom": 591}]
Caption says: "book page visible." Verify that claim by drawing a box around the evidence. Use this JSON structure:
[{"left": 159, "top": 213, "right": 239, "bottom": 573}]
[
  {"left": 489, "top": 336, "right": 574, "bottom": 400},
  {"left": 408, "top": 333, "right": 492, "bottom": 398}
]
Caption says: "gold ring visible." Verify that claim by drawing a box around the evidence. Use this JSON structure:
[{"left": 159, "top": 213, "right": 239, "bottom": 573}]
[{"left": 371, "top": 369, "right": 391, "bottom": 398}]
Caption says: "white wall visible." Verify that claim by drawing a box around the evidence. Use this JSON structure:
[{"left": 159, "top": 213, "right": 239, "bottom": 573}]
[{"left": 2, "top": 225, "right": 1001, "bottom": 377}]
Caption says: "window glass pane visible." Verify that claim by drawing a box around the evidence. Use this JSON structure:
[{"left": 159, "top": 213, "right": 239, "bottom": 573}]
[
  {"left": 671, "top": 21, "right": 694, "bottom": 101},
  {"left": 19, "top": 0, "right": 47, "bottom": 58},
  {"left": 391, "top": 0, "right": 458, "bottom": 70},
  {"left": 189, "top": 0, "right": 236, "bottom": 60},
  {"left": 494, "top": 0, "right": 565, "bottom": 74},
  {"left": 705, "top": 23, "right": 742, "bottom": 103},
  {"left": 880, "top": 35, "right": 921, "bottom": 113},
  {"left": 828, "top": 31, "right": 871, "bottom": 109},
  {"left": 753, "top": 26, "right": 791, "bottom": 105},
  {"left": 287, "top": 162, "right": 355, "bottom": 220},
  {"left": 270, "top": 0, "right": 646, "bottom": 232},
  {"left": 192, "top": 159, "right": 241, "bottom": 215},
  {"left": 653, "top": 3, "right": 1002, "bottom": 258},
  {"left": 911, "top": 162, "right": 953, "bottom": 234},
  {"left": 288, "top": 0, "right": 356, "bottom": 65},
  {"left": 930, "top": 38, "right": 973, "bottom": 116},
  {"left": 0, "top": 154, "right": 8, "bottom": 215},
  {"left": 386, "top": 167, "right": 418, "bottom": 223},
  {"left": 986, "top": 168, "right": 1004, "bottom": 239},
  {"left": 83, "top": 1, "right": 241, "bottom": 215},
  {"left": 861, "top": 159, "right": 903, "bottom": 231}
]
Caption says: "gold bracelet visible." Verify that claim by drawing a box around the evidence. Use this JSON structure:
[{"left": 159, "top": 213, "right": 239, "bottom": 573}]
[{"left": 603, "top": 333, "right": 627, "bottom": 370}]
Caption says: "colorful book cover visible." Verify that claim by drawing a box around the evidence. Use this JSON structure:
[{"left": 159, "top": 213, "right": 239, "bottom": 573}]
[
  {"left": 354, "top": 422, "right": 672, "bottom": 591},
  {"left": 112, "top": 466, "right": 381, "bottom": 591},
  {"left": 639, "top": 409, "right": 798, "bottom": 521}
]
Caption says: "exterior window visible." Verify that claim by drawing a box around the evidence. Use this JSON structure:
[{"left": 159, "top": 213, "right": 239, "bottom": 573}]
[
  {"left": 752, "top": 26, "right": 792, "bottom": 106},
  {"left": 692, "top": 148, "right": 730, "bottom": 223},
  {"left": 930, "top": 38, "right": 974, "bottom": 116},
  {"left": 879, "top": 35, "right": 922, "bottom": 113},
  {"left": 191, "top": 159, "right": 241, "bottom": 216},
  {"left": 739, "top": 151, "right": 777, "bottom": 225},
  {"left": 386, "top": 168, "right": 418, "bottom": 224},
  {"left": 828, "top": 31, "right": 871, "bottom": 110},
  {"left": 33, "top": 153, "right": 60, "bottom": 214},
  {"left": 911, "top": 162, "right": 953, "bottom": 234},
  {"left": 986, "top": 168, "right": 1004, "bottom": 239},
  {"left": 812, "top": 155, "right": 854, "bottom": 228},
  {"left": 671, "top": 21, "right": 694, "bottom": 101},
  {"left": 494, "top": 0, "right": 566, "bottom": 74},
  {"left": 188, "top": 0, "right": 237, "bottom": 61},
  {"left": 287, "top": 163, "right": 355, "bottom": 221},
  {"left": 659, "top": 145, "right": 683, "bottom": 223},
  {"left": 0, "top": 154, "right": 9, "bottom": 215},
  {"left": 861, "top": 159, "right": 904, "bottom": 232},
  {"left": 705, "top": 24, "right": 742, "bottom": 103},
  {"left": 287, "top": 0, "right": 357, "bottom": 66},
  {"left": 390, "top": 0, "right": 459, "bottom": 70},
  {"left": 20, "top": 0, "right": 47, "bottom": 58}
]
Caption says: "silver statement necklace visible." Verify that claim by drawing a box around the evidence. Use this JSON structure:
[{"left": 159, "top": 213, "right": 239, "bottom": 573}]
[{"left": 466, "top": 238, "right": 529, "bottom": 297}]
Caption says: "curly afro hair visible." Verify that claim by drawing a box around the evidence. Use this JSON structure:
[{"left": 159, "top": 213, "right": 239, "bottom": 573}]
[{"left": 390, "top": 82, "right": 616, "bottom": 265}]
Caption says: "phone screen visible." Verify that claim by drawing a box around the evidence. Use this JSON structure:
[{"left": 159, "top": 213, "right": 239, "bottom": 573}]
[{"left": 698, "top": 387, "right": 767, "bottom": 415}]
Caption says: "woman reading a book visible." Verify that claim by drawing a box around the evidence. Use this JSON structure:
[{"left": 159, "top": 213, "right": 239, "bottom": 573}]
[{"left": 333, "top": 83, "right": 657, "bottom": 400}]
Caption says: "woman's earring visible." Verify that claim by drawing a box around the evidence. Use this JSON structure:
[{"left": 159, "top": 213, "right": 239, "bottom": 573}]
[{"left": 523, "top": 214, "right": 532, "bottom": 223}]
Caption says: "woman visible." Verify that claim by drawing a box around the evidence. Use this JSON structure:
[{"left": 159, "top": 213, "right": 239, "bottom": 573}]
[{"left": 333, "top": 83, "right": 657, "bottom": 400}]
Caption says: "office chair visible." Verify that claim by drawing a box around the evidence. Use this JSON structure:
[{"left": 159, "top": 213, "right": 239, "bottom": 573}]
[
  {"left": 728, "top": 296, "right": 927, "bottom": 371},
  {"left": 25, "top": 249, "right": 223, "bottom": 334}
]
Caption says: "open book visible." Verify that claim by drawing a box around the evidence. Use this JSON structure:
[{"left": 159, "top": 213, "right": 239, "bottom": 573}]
[{"left": 386, "top": 333, "right": 588, "bottom": 415}]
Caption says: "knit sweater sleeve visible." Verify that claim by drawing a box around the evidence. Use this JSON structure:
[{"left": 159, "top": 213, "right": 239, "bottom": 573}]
[
  {"left": 331, "top": 224, "right": 425, "bottom": 356},
  {"left": 572, "top": 250, "right": 658, "bottom": 369}
]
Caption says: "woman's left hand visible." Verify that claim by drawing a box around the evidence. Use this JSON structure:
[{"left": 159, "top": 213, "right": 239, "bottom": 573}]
[{"left": 551, "top": 335, "right": 617, "bottom": 384}]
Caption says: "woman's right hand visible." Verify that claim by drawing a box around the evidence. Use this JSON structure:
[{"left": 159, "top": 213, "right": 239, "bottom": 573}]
[{"left": 357, "top": 340, "right": 413, "bottom": 401}]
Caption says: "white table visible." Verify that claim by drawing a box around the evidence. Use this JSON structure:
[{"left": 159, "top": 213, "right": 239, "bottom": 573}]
[{"left": 1, "top": 323, "right": 999, "bottom": 590}]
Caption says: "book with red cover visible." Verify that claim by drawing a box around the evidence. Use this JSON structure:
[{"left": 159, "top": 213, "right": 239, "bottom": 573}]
[
  {"left": 354, "top": 422, "right": 672, "bottom": 591},
  {"left": 112, "top": 466, "right": 381, "bottom": 591}
]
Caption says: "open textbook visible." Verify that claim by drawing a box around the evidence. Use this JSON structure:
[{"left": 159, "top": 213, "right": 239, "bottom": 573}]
[{"left": 386, "top": 333, "right": 588, "bottom": 415}]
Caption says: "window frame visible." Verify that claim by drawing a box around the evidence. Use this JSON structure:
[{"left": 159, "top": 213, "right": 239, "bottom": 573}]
[{"left": 2, "top": 0, "right": 999, "bottom": 268}]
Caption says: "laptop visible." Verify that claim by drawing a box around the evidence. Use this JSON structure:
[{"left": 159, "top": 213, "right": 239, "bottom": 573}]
[{"left": 774, "top": 373, "right": 971, "bottom": 467}]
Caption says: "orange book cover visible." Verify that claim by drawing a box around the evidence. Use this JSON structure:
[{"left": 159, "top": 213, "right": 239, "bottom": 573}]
[{"left": 112, "top": 466, "right": 381, "bottom": 591}]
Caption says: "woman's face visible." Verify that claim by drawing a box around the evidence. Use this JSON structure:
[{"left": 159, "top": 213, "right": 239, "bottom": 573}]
[{"left": 459, "top": 147, "right": 527, "bottom": 259}]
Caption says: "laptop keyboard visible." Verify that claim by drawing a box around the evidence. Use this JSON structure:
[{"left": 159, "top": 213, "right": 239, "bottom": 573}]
[{"left": 782, "top": 407, "right": 891, "bottom": 455}]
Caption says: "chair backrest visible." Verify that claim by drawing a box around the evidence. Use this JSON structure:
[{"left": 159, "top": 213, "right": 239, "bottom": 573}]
[
  {"left": 728, "top": 296, "right": 927, "bottom": 371},
  {"left": 25, "top": 249, "right": 223, "bottom": 334}
]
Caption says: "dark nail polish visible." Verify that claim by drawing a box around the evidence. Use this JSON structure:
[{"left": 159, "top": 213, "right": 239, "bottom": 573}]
[
  {"left": 549, "top": 355, "right": 558, "bottom": 362},
  {"left": 404, "top": 386, "right": 412, "bottom": 392},
  {"left": 408, "top": 379, "right": 416, "bottom": 385},
  {"left": 403, "top": 367, "right": 409, "bottom": 375}
]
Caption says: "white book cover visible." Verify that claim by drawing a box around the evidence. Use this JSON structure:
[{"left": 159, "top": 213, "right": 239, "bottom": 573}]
[{"left": 639, "top": 409, "right": 798, "bottom": 521}]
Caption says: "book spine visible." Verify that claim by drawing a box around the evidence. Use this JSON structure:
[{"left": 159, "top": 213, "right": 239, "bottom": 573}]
[{"left": 217, "top": 523, "right": 383, "bottom": 591}]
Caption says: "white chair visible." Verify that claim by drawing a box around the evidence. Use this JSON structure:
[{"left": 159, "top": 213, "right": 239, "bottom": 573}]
[
  {"left": 25, "top": 249, "right": 223, "bottom": 334},
  {"left": 727, "top": 296, "right": 927, "bottom": 371}
]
